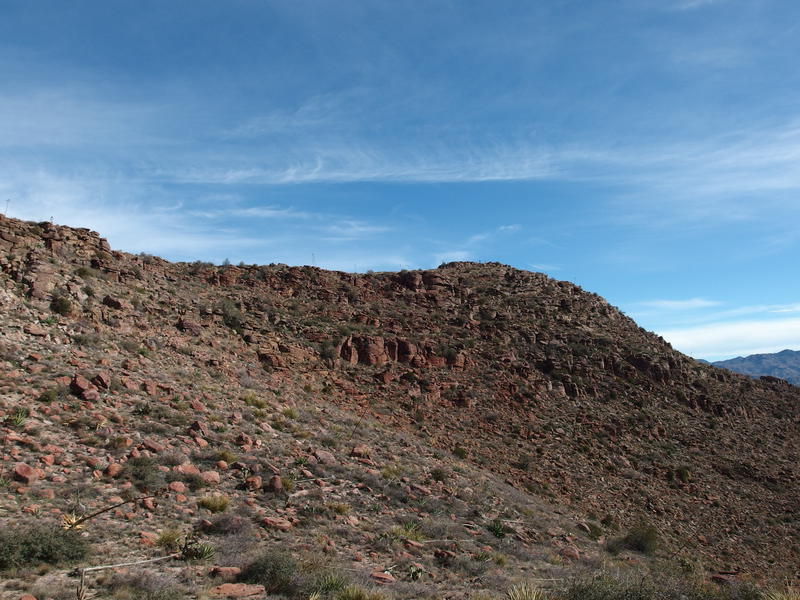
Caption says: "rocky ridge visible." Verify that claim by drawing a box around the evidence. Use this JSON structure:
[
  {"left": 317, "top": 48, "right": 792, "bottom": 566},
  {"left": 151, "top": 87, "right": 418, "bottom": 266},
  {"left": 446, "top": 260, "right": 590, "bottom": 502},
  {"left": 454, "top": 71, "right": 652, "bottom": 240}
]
[{"left": 0, "top": 214, "right": 798, "bottom": 598}]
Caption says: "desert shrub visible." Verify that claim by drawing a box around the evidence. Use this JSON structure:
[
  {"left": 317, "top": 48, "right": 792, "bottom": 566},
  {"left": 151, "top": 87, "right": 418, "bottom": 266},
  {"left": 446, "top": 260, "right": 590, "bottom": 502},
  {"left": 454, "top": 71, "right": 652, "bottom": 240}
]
[
  {"left": 219, "top": 298, "right": 244, "bottom": 332},
  {"left": 430, "top": 466, "right": 448, "bottom": 482},
  {"left": 311, "top": 571, "right": 350, "bottom": 594},
  {"left": 239, "top": 550, "right": 300, "bottom": 595},
  {"left": 198, "top": 495, "right": 230, "bottom": 513},
  {"left": 487, "top": 519, "right": 512, "bottom": 538},
  {"left": 607, "top": 523, "right": 659, "bottom": 555},
  {"left": 559, "top": 573, "right": 761, "bottom": 600},
  {"left": 507, "top": 583, "right": 547, "bottom": 600},
  {"left": 156, "top": 528, "right": 183, "bottom": 552},
  {"left": 107, "top": 571, "right": 185, "bottom": 600},
  {"left": 241, "top": 392, "right": 268, "bottom": 409},
  {"left": 75, "top": 266, "right": 102, "bottom": 279},
  {"left": 453, "top": 446, "right": 468, "bottom": 459},
  {"left": 0, "top": 522, "right": 89, "bottom": 569},
  {"left": 123, "top": 456, "right": 166, "bottom": 491},
  {"left": 50, "top": 295, "right": 72, "bottom": 316},
  {"left": 335, "top": 585, "right": 389, "bottom": 600}
]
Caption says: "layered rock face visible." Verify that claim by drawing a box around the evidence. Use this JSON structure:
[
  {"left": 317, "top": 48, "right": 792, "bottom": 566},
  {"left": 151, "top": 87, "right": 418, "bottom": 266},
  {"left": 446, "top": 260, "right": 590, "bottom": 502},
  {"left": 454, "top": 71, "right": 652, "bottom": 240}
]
[{"left": 0, "top": 214, "right": 798, "bottom": 581}]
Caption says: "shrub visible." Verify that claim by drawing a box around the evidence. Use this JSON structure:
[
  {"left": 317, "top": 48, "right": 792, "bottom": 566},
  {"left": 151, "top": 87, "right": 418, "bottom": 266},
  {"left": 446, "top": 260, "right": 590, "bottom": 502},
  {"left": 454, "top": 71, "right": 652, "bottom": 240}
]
[
  {"left": 50, "top": 295, "right": 72, "bottom": 316},
  {"left": 335, "top": 585, "right": 389, "bottom": 600},
  {"left": 607, "top": 523, "right": 659, "bottom": 555},
  {"left": 156, "top": 528, "right": 183, "bottom": 552},
  {"left": 453, "top": 446, "right": 468, "bottom": 459},
  {"left": 123, "top": 456, "right": 166, "bottom": 491},
  {"left": 0, "top": 522, "right": 89, "bottom": 569},
  {"left": 198, "top": 495, "right": 230, "bottom": 513},
  {"left": 507, "top": 583, "right": 547, "bottom": 600},
  {"left": 107, "top": 572, "right": 185, "bottom": 600},
  {"left": 239, "top": 550, "right": 300, "bottom": 595}
]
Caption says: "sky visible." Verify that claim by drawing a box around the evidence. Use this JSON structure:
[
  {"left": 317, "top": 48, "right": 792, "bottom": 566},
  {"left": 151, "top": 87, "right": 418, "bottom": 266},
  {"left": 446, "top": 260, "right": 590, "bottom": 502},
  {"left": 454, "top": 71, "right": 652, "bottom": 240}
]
[{"left": 1, "top": 0, "right": 799, "bottom": 361}]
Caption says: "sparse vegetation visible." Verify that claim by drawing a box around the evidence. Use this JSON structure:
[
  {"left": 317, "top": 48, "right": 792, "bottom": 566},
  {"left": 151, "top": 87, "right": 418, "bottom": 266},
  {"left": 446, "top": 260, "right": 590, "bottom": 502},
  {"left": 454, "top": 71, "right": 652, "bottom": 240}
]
[
  {"left": 0, "top": 522, "right": 89, "bottom": 569},
  {"left": 607, "top": 523, "right": 660, "bottom": 555},
  {"left": 198, "top": 495, "right": 230, "bottom": 513}
]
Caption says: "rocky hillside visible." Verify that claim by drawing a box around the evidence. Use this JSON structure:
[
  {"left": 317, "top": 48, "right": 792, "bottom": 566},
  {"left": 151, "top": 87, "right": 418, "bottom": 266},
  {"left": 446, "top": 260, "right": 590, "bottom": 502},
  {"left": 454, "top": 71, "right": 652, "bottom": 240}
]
[
  {"left": 0, "top": 214, "right": 798, "bottom": 599},
  {"left": 714, "top": 349, "right": 800, "bottom": 385}
]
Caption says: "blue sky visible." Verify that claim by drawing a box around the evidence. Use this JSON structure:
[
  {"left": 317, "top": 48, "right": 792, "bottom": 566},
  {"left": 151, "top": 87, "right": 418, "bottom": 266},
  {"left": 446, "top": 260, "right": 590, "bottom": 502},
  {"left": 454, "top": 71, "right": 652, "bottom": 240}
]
[{"left": 2, "top": 0, "right": 800, "bottom": 360}]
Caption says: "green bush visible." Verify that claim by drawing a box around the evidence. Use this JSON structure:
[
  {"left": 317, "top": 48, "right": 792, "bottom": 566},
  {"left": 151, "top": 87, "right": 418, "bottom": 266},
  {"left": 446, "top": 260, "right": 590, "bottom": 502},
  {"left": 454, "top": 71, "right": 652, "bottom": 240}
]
[
  {"left": 607, "top": 523, "right": 659, "bottom": 555},
  {"left": 239, "top": 550, "right": 300, "bottom": 595},
  {"left": 123, "top": 456, "right": 166, "bottom": 492},
  {"left": 0, "top": 522, "right": 89, "bottom": 569},
  {"left": 198, "top": 495, "right": 230, "bottom": 513},
  {"left": 50, "top": 295, "right": 72, "bottom": 316}
]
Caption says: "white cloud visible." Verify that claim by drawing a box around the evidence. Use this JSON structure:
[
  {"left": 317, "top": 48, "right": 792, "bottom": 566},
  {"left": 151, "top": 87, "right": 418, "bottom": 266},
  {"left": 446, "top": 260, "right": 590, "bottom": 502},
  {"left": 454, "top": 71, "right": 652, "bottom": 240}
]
[
  {"left": 639, "top": 298, "right": 722, "bottom": 310},
  {"left": 659, "top": 317, "right": 800, "bottom": 360}
]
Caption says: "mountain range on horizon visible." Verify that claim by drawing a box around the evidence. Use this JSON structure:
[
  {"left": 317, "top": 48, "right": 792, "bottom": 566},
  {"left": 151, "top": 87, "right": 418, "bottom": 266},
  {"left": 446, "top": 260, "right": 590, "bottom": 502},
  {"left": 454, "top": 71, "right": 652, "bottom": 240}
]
[{"left": 712, "top": 349, "right": 800, "bottom": 386}]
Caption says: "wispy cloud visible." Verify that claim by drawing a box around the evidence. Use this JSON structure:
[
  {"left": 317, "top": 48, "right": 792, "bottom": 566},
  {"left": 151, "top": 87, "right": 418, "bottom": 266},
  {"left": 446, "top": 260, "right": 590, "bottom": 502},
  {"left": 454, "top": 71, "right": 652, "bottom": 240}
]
[
  {"left": 639, "top": 298, "right": 722, "bottom": 310},
  {"left": 659, "top": 317, "right": 800, "bottom": 360}
]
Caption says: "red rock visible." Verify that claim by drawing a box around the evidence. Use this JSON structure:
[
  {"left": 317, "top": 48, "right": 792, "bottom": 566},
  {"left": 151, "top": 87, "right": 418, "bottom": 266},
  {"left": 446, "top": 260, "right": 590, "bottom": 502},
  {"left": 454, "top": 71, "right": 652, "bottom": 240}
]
[
  {"left": 169, "top": 481, "right": 186, "bottom": 493},
  {"left": 208, "top": 583, "right": 265, "bottom": 598},
  {"left": 235, "top": 433, "right": 252, "bottom": 447},
  {"left": 106, "top": 463, "right": 123, "bottom": 477},
  {"left": 189, "top": 421, "right": 209, "bottom": 437},
  {"left": 261, "top": 516, "right": 292, "bottom": 531},
  {"left": 244, "top": 475, "right": 262, "bottom": 491},
  {"left": 210, "top": 566, "right": 242, "bottom": 579},
  {"left": 92, "top": 371, "right": 111, "bottom": 389},
  {"left": 24, "top": 324, "right": 47, "bottom": 336},
  {"left": 70, "top": 374, "right": 95, "bottom": 395},
  {"left": 142, "top": 498, "right": 156, "bottom": 511},
  {"left": 370, "top": 571, "right": 396, "bottom": 584},
  {"left": 142, "top": 381, "right": 158, "bottom": 396},
  {"left": 201, "top": 471, "right": 221, "bottom": 485},
  {"left": 40, "top": 455, "right": 55, "bottom": 466},
  {"left": 142, "top": 438, "right": 165, "bottom": 453},
  {"left": 560, "top": 544, "right": 581, "bottom": 560},
  {"left": 190, "top": 398, "right": 207, "bottom": 412},
  {"left": 102, "top": 295, "right": 131, "bottom": 310},
  {"left": 177, "top": 463, "right": 201, "bottom": 476},
  {"left": 13, "top": 463, "right": 42, "bottom": 484},
  {"left": 140, "top": 531, "right": 158, "bottom": 546},
  {"left": 313, "top": 449, "right": 336, "bottom": 465},
  {"left": 350, "top": 444, "right": 371, "bottom": 458},
  {"left": 81, "top": 388, "right": 100, "bottom": 401},
  {"left": 266, "top": 474, "right": 282, "bottom": 492}
]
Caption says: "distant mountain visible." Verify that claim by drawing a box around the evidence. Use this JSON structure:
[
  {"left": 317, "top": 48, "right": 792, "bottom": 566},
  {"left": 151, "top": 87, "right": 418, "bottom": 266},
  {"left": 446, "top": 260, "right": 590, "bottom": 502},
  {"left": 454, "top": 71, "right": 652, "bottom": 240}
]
[{"left": 713, "top": 349, "right": 800, "bottom": 385}]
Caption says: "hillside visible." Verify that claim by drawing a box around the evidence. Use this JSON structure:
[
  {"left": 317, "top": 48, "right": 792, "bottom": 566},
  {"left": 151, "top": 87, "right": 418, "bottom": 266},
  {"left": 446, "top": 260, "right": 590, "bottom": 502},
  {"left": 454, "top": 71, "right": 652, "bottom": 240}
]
[
  {"left": 713, "top": 349, "right": 800, "bottom": 385},
  {"left": 0, "top": 214, "right": 798, "bottom": 599}
]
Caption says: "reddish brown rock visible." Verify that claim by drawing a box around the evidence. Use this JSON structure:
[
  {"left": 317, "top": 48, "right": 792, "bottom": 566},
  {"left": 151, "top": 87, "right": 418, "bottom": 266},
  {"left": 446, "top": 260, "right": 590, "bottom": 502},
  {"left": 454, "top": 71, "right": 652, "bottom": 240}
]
[
  {"left": 266, "top": 474, "right": 283, "bottom": 492},
  {"left": 261, "top": 516, "right": 292, "bottom": 531},
  {"left": 370, "top": 571, "right": 396, "bottom": 584},
  {"left": 106, "top": 463, "right": 123, "bottom": 477},
  {"left": 13, "top": 463, "right": 42, "bottom": 484},
  {"left": 209, "top": 566, "right": 242, "bottom": 580},
  {"left": 201, "top": 471, "right": 221, "bottom": 485},
  {"left": 142, "top": 438, "right": 165, "bottom": 453},
  {"left": 24, "top": 323, "right": 47, "bottom": 336},
  {"left": 70, "top": 374, "right": 95, "bottom": 395},
  {"left": 313, "top": 449, "right": 336, "bottom": 465},
  {"left": 208, "top": 583, "right": 265, "bottom": 598},
  {"left": 350, "top": 444, "right": 371, "bottom": 458},
  {"left": 168, "top": 480, "right": 187, "bottom": 493},
  {"left": 102, "top": 295, "right": 132, "bottom": 310},
  {"left": 92, "top": 371, "right": 111, "bottom": 389},
  {"left": 244, "top": 475, "right": 262, "bottom": 491}
]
